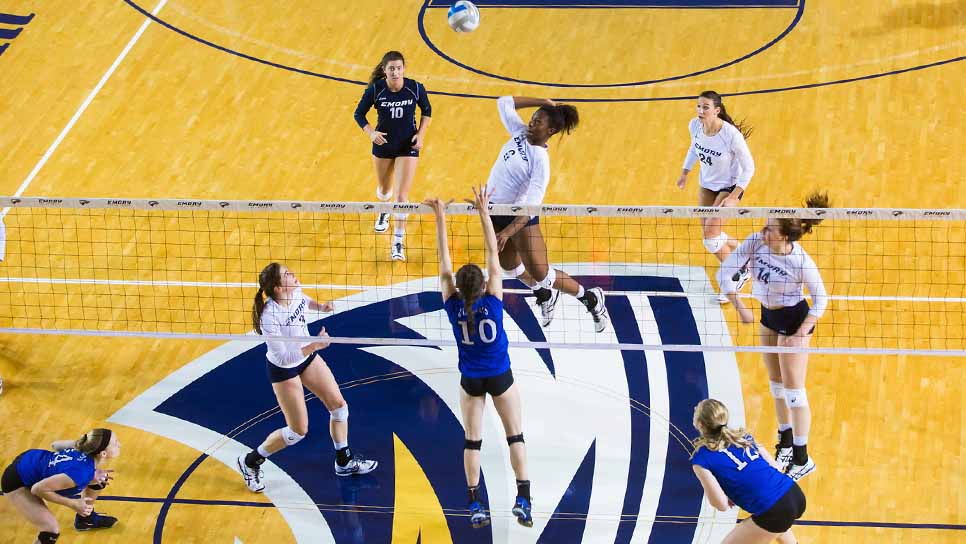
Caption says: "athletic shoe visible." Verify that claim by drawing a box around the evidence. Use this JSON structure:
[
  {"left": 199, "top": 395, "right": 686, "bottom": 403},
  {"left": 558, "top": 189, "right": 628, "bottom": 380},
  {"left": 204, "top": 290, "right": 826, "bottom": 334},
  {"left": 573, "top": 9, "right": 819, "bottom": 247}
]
[
  {"left": 469, "top": 501, "right": 490, "bottom": 528},
  {"left": 512, "top": 496, "right": 533, "bottom": 527},
  {"left": 784, "top": 457, "right": 816, "bottom": 482},
  {"left": 374, "top": 213, "right": 390, "bottom": 233},
  {"left": 585, "top": 287, "right": 609, "bottom": 333},
  {"left": 775, "top": 446, "right": 793, "bottom": 472},
  {"left": 335, "top": 455, "right": 378, "bottom": 477},
  {"left": 236, "top": 454, "right": 265, "bottom": 493},
  {"left": 390, "top": 241, "right": 406, "bottom": 261},
  {"left": 537, "top": 288, "right": 560, "bottom": 327},
  {"left": 736, "top": 267, "right": 752, "bottom": 292},
  {"left": 74, "top": 511, "right": 118, "bottom": 531}
]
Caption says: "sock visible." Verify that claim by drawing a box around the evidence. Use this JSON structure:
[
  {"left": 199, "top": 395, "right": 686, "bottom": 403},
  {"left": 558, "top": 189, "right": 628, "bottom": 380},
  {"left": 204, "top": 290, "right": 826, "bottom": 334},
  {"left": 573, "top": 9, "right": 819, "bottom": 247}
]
[
  {"left": 245, "top": 450, "right": 266, "bottom": 468},
  {"left": 575, "top": 285, "right": 585, "bottom": 298},
  {"left": 467, "top": 485, "right": 480, "bottom": 504},
  {"left": 393, "top": 228, "right": 405, "bottom": 239},
  {"left": 578, "top": 290, "right": 597, "bottom": 309},
  {"left": 336, "top": 446, "right": 352, "bottom": 466},
  {"left": 533, "top": 287, "right": 552, "bottom": 304},
  {"left": 393, "top": 233, "right": 404, "bottom": 245},
  {"left": 792, "top": 444, "right": 808, "bottom": 466},
  {"left": 778, "top": 428, "right": 793, "bottom": 447},
  {"left": 257, "top": 445, "right": 272, "bottom": 458},
  {"left": 334, "top": 439, "right": 348, "bottom": 450},
  {"left": 516, "top": 480, "right": 531, "bottom": 502}
]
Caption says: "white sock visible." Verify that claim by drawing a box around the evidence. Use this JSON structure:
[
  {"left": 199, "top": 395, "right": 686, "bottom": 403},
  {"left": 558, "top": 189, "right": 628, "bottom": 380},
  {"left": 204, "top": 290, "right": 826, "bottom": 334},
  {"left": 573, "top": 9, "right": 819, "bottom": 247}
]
[
  {"left": 778, "top": 423, "right": 792, "bottom": 432},
  {"left": 257, "top": 444, "right": 272, "bottom": 458},
  {"left": 334, "top": 440, "right": 348, "bottom": 450},
  {"left": 393, "top": 232, "right": 404, "bottom": 243},
  {"left": 792, "top": 435, "right": 808, "bottom": 447},
  {"left": 575, "top": 285, "right": 585, "bottom": 298}
]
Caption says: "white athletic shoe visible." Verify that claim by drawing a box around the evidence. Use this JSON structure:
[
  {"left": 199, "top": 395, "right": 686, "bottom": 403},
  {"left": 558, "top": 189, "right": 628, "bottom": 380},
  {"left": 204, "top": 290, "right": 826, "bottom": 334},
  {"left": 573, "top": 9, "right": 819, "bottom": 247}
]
[
  {"left": 236, "top": 455, "right": 265, "bottom": 493},
  {"left": 390, "top": 241, "right": 406, "bottom": 261},
  {"left": 335, "top": 455, "right": 378, "bottom": 477},
  {"left": 585, "top": 287, "right": 610, "bottom": 333},
  {"left": 775, "top": 446, "right": 793, "bottom": 472},
  {"left": 736, "top": 267, "right": 752, "bottom": 292},
  {"left": 374, "top": 213, "right": 390, "bottom": 233},
  {"left": 538, "top": 289, "right": 560, "bottom": 327},
  {"left": 784, "top": 457, "right": 816, "bottom": 482}
]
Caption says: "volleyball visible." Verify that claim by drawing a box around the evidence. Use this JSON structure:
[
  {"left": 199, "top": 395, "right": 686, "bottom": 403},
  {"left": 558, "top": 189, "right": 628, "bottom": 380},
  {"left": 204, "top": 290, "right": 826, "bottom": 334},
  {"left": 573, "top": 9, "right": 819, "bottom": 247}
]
[{"left": 447, "top": 1, "right": 480, "bottom": 33}]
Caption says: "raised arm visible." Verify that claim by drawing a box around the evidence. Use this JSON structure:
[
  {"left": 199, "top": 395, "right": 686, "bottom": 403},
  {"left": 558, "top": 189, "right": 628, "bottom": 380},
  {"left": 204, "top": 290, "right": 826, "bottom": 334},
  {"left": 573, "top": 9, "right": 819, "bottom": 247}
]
[
  {"left": 424, "top": 197, "right": 456, "bottom": 300},
  {"left": 512, "top": 96, "right": 555, "bottom": 109},
  {"left": 471, "top": 186, "right": 502, "bottom": 299}
]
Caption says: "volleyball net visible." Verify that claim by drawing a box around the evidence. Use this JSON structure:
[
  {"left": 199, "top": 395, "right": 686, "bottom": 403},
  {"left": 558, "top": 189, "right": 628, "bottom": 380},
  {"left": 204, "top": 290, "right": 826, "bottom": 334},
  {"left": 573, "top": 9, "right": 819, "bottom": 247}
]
[{"left": 0, "top": 197, "right": 963, "bottom": 356}]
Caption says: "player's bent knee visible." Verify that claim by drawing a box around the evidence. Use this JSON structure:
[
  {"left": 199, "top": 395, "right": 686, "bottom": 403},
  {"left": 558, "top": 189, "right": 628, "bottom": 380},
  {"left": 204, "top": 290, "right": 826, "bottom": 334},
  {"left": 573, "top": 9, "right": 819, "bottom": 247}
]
[
  {"left": 769, "top": 381, "right": 785, "bottom": 399},
  {"left": 502, "top": 263, "right": 526, "bottom": 279},
  {"left": 535, "top": 268, "right": 556, "bottom": 290},
  {"left": 464, "top": 439, "right": 482, "bottom": 451},
  {"left": 506, "top": 434, "right": 525, "bottom": 445},
  {"left": 281, "top": 426, "right": 306, "bottom": 446},
  {"left": 783, "top": 388, "right": 808, "bottom": 409},
  {"left": 329, "top": 404, "right": 349, "bottom": 422},
  {"left": 38, "top": 532, "right": 60, "bottom": 544},
  {"left": 703, "top": 233, "right": 728, "bottom": 254}
]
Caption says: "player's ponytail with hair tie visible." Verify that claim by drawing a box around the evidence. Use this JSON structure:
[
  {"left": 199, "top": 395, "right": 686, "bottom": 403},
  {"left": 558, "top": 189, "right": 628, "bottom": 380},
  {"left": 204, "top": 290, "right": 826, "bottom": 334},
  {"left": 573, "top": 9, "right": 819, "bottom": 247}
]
[
  {"left": 252, "top": 263, "right": 282, "bottom": 335},
  {"left": 699, "top": 90, "right": 752, "bottom": 140}
]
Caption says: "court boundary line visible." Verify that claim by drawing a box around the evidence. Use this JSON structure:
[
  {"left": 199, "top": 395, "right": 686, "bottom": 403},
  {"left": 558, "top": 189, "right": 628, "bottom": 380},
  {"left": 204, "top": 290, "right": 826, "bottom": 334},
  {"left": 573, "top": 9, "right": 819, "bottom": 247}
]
[{"left": 0, "top": 0, "right": 169, "bottom": 218}]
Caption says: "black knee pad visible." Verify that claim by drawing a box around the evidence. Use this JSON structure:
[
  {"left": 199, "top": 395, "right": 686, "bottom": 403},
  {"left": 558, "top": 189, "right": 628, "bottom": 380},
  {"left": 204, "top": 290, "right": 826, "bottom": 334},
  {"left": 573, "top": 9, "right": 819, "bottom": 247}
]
[
  {"left": 507, "top": 434, "right": 525, "bottom": 445},
  {"left": 464, "top": 439, "right": 482, "bottom": 451},
  {"left": 38, "top": 532, "right": 59, "bottom": 544}
]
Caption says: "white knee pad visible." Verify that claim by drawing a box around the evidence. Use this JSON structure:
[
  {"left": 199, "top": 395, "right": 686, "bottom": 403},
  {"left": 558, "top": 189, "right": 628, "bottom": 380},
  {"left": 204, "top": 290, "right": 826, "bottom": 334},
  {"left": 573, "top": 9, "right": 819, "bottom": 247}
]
[
  {"left": 784, "top": 388, "right": 808, "bottom": 409},
  {"left": 769, "top": 381, "right": 785, "bottom": 399},
  {"left": 393, "top": 212, "right": 408, "bottom": 222},
  {"left": 330, "top": 404, "right": 349, "bottom": 422},
  {"left": 502, "top": 263, "right": 526, "bottom": 279},
  {"left": 535, "top": 267, "right": 556, "bottom": 290},
  {"left": 376, "top": 188, "right": 393, "bottom": 202},
  {"left": 703, "top": 233, "right": 729, "bottom": 254},
  {"left": 281, "top": 426, "right": 306, "bottom": 446}
]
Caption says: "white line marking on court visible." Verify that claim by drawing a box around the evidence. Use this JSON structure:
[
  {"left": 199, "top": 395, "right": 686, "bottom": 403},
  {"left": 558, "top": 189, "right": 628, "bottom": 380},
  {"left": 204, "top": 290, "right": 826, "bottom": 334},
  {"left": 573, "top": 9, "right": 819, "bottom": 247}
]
[
  {"left": 1, "top": 0, "right": 169, "bottom": 218},
  {"left": 0, "top": 276, "right": 962, "bottom": 304}
]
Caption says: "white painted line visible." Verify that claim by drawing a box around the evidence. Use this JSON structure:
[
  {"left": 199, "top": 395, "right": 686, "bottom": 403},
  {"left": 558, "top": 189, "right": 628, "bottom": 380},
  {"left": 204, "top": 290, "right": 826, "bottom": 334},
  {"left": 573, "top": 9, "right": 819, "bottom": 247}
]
[{"left": 1, "top": 0, "right": 169, "bottom": 217}]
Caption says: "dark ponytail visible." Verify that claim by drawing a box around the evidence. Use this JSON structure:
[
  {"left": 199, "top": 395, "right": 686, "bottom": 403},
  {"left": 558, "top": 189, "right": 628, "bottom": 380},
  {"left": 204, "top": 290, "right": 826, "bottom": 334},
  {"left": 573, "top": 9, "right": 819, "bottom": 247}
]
[
  {"left": 777, "top": 190, "right": 831, "bottom": 242},
  {"left": 369, "top": 50, "right": 405, "bottom": 85},
  {"left": 538, "top": 103, "right": 579, "bottom": 137},
  {"left": 75, "top": 428, "right": 113, "bottom": 456},
  {"left": 455, "top": 264, "right": 485, "bottom": 330},
  {"left": 699, "top": 90, "right": 752, "bottom": 140},
  {"left": 252, "top": 263, "right": 283, "bottom": 334}
]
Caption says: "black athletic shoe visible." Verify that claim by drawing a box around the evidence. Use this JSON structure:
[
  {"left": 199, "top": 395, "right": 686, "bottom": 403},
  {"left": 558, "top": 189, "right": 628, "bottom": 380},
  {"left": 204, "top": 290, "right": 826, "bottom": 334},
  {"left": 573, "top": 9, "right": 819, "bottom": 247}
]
[{"left": 75, "top": 511, "right": 118, "bottom": 531}]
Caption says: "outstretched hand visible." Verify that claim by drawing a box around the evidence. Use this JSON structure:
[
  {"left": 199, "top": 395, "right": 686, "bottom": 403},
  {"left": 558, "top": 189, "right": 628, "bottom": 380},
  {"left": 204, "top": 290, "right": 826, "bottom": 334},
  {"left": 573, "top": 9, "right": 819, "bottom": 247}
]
[
  {"left": 422, "top": 197, "right": 453, "bottom": 216},
  {"left": 466, "top": 185, "right": 493, "bottom": 211}
]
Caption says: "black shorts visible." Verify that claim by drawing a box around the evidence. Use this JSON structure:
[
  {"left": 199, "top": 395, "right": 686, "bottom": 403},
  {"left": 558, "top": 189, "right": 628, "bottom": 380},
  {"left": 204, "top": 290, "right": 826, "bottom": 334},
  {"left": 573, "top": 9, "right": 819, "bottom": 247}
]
[
  {"left": 461, "top": 369, "right": 514, "bottom": 397},
  {"left": 491, "top": 215, "right": 539, "bottom": 234},
  {"left": 1, "top": 453, "right": 26, "bottom": 494},
  {"left": 372, "top": 138, "right": 419, "bottom": 159},
  {"left": 266, "top": 354, "right": 315, "bottom": 383},
  {"left": 751, "top": 483, "right": 806, "bottom": 533},
  {"left": 760, "top": 299, "right": 814, "bottom": 336},
  {"left": 716, "top": 185, "right": 744, "bottom": 199}
]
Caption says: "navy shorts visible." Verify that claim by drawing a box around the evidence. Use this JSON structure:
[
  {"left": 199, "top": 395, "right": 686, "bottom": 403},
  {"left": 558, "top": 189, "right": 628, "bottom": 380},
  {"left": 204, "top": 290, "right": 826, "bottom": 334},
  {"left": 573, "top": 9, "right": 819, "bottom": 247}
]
[
  {"left": 752, "top": 483, "right": 806, "bottom": 533},
  {"left": 1, "top": 453, "right": 26, "bottom": 494},
  {"left": 266, "top": 354, "right": 315, "bottom": 383},
  {"left": 372, "top": 137, "right": 419, "bottom": 159},
  {"left": 761, "top": 299, "right": 814, "bottom": 336},
  {"left": 461, "top": 369, "right": 514, "bottom": 397},
  {"left": 491, "top": 215, "right": 539, "bottom": 234},
  {"left": 716, "top": 185, "right": 744, "bottom": 199}
]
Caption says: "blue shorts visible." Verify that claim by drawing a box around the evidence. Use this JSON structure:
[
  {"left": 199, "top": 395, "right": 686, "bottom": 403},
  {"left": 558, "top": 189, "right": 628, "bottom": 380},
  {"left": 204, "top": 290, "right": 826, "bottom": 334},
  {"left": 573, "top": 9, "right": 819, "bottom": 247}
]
[
  {"left": 372, "top": 138, "right": 419, "bottom": 159},
  {"left": 491, "top": 215, "right": 539, "bottom": 234},
  {"left": 266, "top": 354, "right": 315, "bottom": 383}
]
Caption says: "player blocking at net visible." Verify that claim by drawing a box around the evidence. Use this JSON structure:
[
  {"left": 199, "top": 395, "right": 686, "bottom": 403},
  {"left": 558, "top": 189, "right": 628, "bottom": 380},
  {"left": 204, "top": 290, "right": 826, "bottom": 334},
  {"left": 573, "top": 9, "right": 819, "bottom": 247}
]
[
  {"left": 237, "top": 264, "right": 377, "bottom": 493},
  {"left": 718, "top": 191, "right": 830, "bottom": 482},
  {"left": 425, "top": 186, "right": 534, "bottom": 529},
  {"left": 485, "top": 95, "right": 609, "bottom": 333}
]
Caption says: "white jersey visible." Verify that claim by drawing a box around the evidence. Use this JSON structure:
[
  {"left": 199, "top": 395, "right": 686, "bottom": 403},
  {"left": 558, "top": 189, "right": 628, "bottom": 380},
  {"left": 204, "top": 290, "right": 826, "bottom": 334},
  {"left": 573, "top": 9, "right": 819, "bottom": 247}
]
[
  {"left": 683, "top": 117, "right": 755, "bottom": 192},
  {"left": 259, "top": 288, "right": 314, "bottom": 368},
  {"left": 485, "top": 96, "right": 551, "bottom": 206},
  {"left": 719, "top": 232, "right": 828, "bottom": 317}
]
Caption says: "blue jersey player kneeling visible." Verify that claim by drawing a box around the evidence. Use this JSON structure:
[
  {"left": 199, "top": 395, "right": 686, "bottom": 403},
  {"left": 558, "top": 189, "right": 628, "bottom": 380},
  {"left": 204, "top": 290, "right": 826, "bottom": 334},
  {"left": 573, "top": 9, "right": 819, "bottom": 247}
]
[
  {"left": 691, "top": 399, "right": 806, "bottom": 543},
  {"left": 425, "top": 186, "right": 533, "bottom": 529}
]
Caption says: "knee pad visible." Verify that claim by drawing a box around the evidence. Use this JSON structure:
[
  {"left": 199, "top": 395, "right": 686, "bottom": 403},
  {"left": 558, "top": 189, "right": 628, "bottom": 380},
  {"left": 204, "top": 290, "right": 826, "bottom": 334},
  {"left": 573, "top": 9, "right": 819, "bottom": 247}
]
[
  {"left": 329, "top": 404, "right": 349, "bottom": 422},
  {"left": 502, "top": 263, "right": 526, "bottom": 279},
  {"left": 38, "top": 532, "right": 59, "bottom": 544},
  {"left": 703, "top": 233, "right": 729, "bottom": 254},
  {"left": 535, "top": 268, "right": 556, "bottom": 290},
  {"left": 769, "top": 381, "right": 785, "bottom": 399},
  {"left": 376, "top": 188, "right": 392, "bottom": 202},
  {"left": 393, "top": 212, "right": 408, "bottom": 222},
  {"left": 784, "top": 388, "right": 808, "bottom": 409},
  {"left": 506, "top": 434, "right": 525, "bottom": 445},
  {"left": 464, "top": 439, "right": 482, "bottom": 451},
  {"left": 281, "top": 426, "right": 306, "bottom": 446}
]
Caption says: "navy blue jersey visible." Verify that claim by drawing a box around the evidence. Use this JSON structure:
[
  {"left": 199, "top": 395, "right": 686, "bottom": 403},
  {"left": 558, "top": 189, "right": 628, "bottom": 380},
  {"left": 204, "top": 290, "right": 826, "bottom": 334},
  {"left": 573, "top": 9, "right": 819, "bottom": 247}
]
[
  {"left": 444, "top": 294, "right": 511, "bottom": 378},
  {"left": 692, "top": 436, "right": 794, "bottom": 515},
  {"left": 16, "top": 448, "right": 95, "bottom": 498},
  {"left": 354, "top": 78, "right": 432, "bottom": 142}
]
